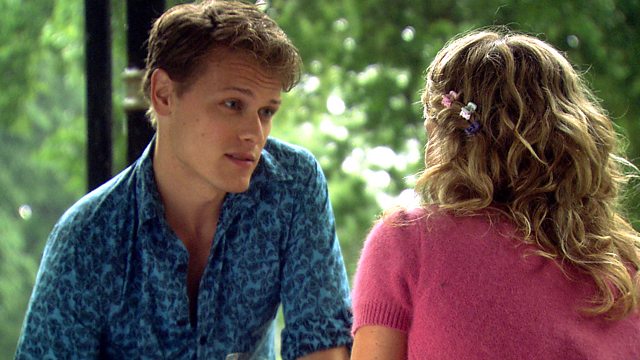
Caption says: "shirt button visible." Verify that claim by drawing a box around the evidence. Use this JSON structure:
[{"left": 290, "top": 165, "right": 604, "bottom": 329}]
[
  {"left": 199, "top": 335, "right": 207, "bottom": 345},
  {"left": 176, "top": 264, "right": 187, "bottom": 273},
  {"left": 176, "top": 318, "right": 189, "bottom": 327}
]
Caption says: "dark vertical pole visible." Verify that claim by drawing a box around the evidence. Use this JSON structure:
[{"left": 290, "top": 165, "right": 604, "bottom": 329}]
[
  {"left": 124, "top": 0, "right": 165, "bottom": 164},
  {"left": 85, "top": 0, "right": 113, "bottom": 192}
]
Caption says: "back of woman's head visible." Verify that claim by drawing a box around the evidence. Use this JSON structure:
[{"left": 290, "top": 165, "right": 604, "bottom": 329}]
[{"left": 417, "top": 28, "right": 640, "bottom": 319}]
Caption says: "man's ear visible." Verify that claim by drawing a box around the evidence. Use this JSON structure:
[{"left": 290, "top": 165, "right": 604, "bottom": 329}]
[{"left": 150, "top": 69, "right": 174, "bottom": 116}]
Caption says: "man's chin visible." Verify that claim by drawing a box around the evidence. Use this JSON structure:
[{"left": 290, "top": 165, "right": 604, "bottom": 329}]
[{"left": 226, "top": 182, "right": 251, "bottom": 194}]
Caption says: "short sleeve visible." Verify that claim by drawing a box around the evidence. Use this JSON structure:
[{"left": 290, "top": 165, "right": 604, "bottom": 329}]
[
  {"left": 351, "top": 211, "right": 422, "bottom": 335},
  {"left": 279, "top": 157, "right": 353, "bottom": 360},
  {"left": 15, "top": 217, "right": 104, "bottom": 359}
]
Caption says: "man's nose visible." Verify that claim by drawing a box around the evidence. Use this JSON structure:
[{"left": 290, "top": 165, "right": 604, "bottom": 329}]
[{"left": 239, "top": 113, "right": 264, "bottom": 143}]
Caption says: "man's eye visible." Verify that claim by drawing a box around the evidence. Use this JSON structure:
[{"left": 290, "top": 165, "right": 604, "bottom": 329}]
[
  {"left": 259, "top": 108, "right": 277, "bottom": 120},
  {"left": 260, "top": 108, "right": 274, "bottom": 116},
  {"left": 224, "top": 99, "right": 242, "bottom": 110}
]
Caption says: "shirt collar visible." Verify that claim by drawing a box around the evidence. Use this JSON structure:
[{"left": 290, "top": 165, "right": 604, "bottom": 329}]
[
  {"left": 250, "top": 138, "right": 294, "bottom": 186},
  {"left": 135, "top": 137, "right": 165, "bottom": 225}
]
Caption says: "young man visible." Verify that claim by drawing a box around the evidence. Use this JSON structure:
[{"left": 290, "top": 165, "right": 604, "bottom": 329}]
[{"left": 16, "top": 1, "right": 352, "bottom": 359}]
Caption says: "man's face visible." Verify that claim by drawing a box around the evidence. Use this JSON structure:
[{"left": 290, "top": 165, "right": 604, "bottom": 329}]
[{"left": 156, "top": 48, "right": 282, "bottom": 196}]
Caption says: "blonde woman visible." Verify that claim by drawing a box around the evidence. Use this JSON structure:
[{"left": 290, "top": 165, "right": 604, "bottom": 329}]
[{"left": 351, "top": 29, "right": 640, "bottom": 359}]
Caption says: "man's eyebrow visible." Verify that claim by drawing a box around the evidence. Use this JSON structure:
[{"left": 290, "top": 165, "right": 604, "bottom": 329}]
[{"left": 223, "top": 86, "right": 281, "bottom": 105}]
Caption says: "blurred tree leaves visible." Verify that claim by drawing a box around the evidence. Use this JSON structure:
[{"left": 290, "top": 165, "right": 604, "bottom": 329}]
[
  {"left": 1, "top": 0, "right": 639, "bottom": 356},
  {"left": 0, "top": 0, "right": 86, "bottom": 354}
]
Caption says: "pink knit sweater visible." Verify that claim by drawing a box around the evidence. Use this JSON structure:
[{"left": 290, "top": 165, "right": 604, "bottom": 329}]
[{"left": 352, "top": 207, "right": 640, "bottom": 359}]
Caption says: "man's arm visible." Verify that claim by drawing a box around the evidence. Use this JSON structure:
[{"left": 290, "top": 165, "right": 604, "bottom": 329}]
[
  {"left": 279, "top": 152, "right": 353, "bottom": 360},
  {"left": 15, "top": 221, "right": 103, "bottom": 358}
]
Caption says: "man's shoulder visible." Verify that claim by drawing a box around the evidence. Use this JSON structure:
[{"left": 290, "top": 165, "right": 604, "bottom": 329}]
[
  {"left": 55, "top": 165, "right": 138, "bottom": 242},
  {"left": 261, "top": 137, "right": 321, "bottom": 181},
  {"left": 264, "top": 137, "right": 317, "bottom": 164}
]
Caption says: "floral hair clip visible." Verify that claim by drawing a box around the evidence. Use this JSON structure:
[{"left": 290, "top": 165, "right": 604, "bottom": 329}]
[
  {"left": 464, "top": 119, "right": 481, "bottom": 135},
  {"left": 459, "top": 102, "right": 476, "bottom": 120},
  {"left": 441, "top": 91, "right": 458, "bottom": 108},
  {"left": 459, "top": 102, "right": 481, "bottom": 135},
  {"left": 441, "top": 90, "right": 482, "bottom": 135}
]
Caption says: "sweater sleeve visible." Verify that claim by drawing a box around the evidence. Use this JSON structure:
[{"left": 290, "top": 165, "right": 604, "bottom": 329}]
[{"left": 351, "top": 211, "right": 421, "bottom": 335}]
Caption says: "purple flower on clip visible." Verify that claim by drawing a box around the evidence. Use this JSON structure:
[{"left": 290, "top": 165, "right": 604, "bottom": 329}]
[
  {"left": 465, "top": 121, "right": 482, "bottom": 135},
  {"left": 441, "top": 91, "right": 458, "bottom": 108}
]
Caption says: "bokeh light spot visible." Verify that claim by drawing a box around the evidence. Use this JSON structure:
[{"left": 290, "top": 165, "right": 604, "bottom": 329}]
[
  {"left": 401, "top": 26, "right": 415, "bottom": 42},
  {"left": 566, "top": 35, "right": 580, "bottom": 48},
  {"left": 19, "top": 204, "right": 32, "bottom": 220}
]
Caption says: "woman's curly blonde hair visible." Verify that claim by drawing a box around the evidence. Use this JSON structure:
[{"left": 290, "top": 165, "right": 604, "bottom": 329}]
[{"left": 417, "top": 28, "right": 640, "bottom": 319}]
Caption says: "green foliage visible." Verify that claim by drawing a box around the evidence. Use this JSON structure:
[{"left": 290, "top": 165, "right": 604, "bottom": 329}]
[
  {"left": 1, "top": 0, "right": 639, "bottom": 356},
  {"left": 0, "top": 208, "right": 37, "bottom": 354},
  {"left": 0, "top": 0, "right": 86, "bottom": 355}
]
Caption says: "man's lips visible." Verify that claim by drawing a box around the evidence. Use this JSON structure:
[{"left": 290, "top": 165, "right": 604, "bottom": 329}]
[{"left": 225, "top": 152, "right": 257, "bottom": 165}]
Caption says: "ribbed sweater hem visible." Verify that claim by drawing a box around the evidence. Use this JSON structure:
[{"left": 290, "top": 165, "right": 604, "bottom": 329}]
[{"left": 353, "top": 300, "right": 410, "bottom": 334}]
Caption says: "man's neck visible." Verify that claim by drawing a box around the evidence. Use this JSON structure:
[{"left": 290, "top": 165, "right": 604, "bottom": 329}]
[{"left": 152, "top": 136, "right": 225, "bottom": 244}]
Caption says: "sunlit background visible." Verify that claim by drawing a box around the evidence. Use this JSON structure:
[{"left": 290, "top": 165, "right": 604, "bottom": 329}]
[{"left": 2, "top": 0, "right": 639, "bottom": 356}]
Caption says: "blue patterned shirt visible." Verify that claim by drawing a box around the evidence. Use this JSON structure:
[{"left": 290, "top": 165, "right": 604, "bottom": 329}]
[{"left": 16, "top": 137, "right": 352, "bottom": 360}]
